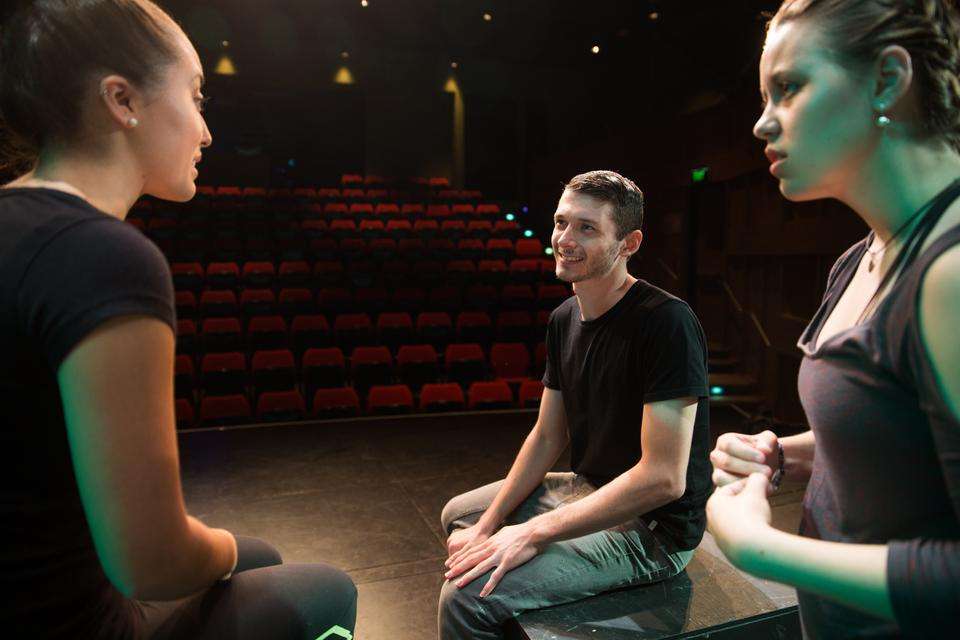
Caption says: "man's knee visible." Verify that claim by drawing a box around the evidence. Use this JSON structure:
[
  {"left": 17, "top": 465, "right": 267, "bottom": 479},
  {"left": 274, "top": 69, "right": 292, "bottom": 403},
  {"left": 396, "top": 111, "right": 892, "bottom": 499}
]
[
  {"left": 438, "top": 578, "right": 496, "bottom": 634},
  {"left": 440, "top": 492, "right": 479, "bottom": 535}
]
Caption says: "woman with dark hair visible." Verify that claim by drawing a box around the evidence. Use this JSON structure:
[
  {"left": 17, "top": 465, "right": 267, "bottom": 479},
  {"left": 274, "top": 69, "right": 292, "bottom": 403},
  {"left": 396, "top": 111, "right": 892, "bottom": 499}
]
[
  {"left": 706, "top": 0, "right": 960, "bottom": 637},
  {"left": 0, "top": 1, "right": 356, "bottom": 638}
]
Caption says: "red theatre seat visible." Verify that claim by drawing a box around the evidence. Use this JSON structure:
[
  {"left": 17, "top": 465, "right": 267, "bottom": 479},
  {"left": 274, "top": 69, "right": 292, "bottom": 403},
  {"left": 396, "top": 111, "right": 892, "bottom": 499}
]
[
  {"left": 242, "top": 261, "right": 276, "bottom": 288},
  {"left": 291, "top": 314, "right": 331, "bottom": 353},
  {"left": 377, "top": 312, "right": 415, "bottom": 348},
  {"left": 311, "top": 387, "right": 360, "bottom": 419},
  {"left": 247, "top": 315, "right": 288, "bottom": 350},
  {"left": 278, "top": 288, "right": 314, "bottom": 317},
  {"left": 445, "top": 343, "right": 486, "bottom": 387},
  {"left": 175, "top": 398, "right": 195, "bottom": 429},
  {"left": 376, "top": 203, "right": 402, "bottom": 218},
  {"left": 278, "top": 261, "right": 311, "bottom": 288},
  {"left": 401, "top": 203, "right": 425, "bottom": 217},
  {"left": 519, "top": 379, "right": 545, "bottom": 408},
  {"left": 468, "top": 380, "right": 514, "bottom": 410},
  {"left": 396, "top": 344, "right": 439, "bottom": 390},
  {"left": 476, "top": 203, "right": 502, "bottom": 217},
  {"left": 501, "top": 284, "right": 536, "bottom": 310},
  {"left": 420, "top": 382, "right": 465, "bottom": 412},
  {"left": 176, "top": 319, "right": 198, "bottom": 354},
  {"left": 416, "top": 312, "right": 454, "bottom": 348},
  {"left": 175, "top": 290, "right": 197, "bottom": 319},
  {"left": 350, "top": 203, "right": 375, "bottom": 217},
  {"left": 313, "top": 261, "right": 346, "bottom": 288},
  {"left": 200, "top": 351, "right": 247, "bottom": 395},
  {"left": 385, "top": 219, "right": 412, "bottom": 237},
  {"left": 496, "top": 311, "right": 535, "bottom": 344},
  {"left": 199, "top": 290, "right": 239, "bottom": 318},
  {"left": 171, "top": 262, "right": 204, "bottom": 290},
  {"left": 174, "top": 354, "right": 195, "bottom": 399},
  {"left": 342, "top": 188, "right": 365, "bottom": 199},
  {"left": 333, "top": 313, "right": 374, "bottom": 351},
  {"left": 341, "top": 173, "right": 363, "bottom": 185},
  {"left": 490, "top": 342, "right": 531, "bottom": 383},
  {"left": 302, "top": 347, "right": 347, "bottom": 393},
  {"left": 251, "top": 349, "right": 298, "bottom": 396},
  {"left": 515, "top": 238, "right": 544, "bottom": 258},
  {"left": 456, "top": 311, "right": 493, "bottom": 346},
  {"left": 485, "top": 238, "right": 514, "bottom": 261},
  {"left": 240, "top": 289, "right": 277, "bottom": 319},
  {"left": 351, "top": 346, "right": 394, "bottom": 394},
  {"left": 200, "top": 394, "right": 251, "bottom": 426},
  {"left": 452, "top": 204, "right": 475, "bottom": 217},
  {"left": 367, "top": 384, "right": 414, "bottom": 415},
  {"left": 325, "top": 202, "right": 350, "bottom": 217},
  {"left": 256, "top": 390, "right": 306, "bottom": 422},
  {"left": 428, "top": 176, "right": 451, "bottom": 188},
  {"left": 537, "top": 284, "right": 571, "bottom": 310},
  {"left": 201, "top": 317, "right": 243, "bottom": 353},
  {"left": 509, "top": 258, "right": 540, "bottom": 284}
]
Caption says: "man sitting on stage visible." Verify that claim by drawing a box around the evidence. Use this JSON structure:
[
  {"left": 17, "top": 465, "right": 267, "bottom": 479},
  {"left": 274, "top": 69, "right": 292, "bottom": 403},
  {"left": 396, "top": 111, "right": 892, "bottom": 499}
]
[{"left": 438, "top": 170, "right": 712, "bottom": 639}]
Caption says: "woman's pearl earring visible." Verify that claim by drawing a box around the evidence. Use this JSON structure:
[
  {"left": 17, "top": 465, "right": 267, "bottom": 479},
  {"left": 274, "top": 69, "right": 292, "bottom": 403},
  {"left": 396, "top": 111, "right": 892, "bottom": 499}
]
[
  {"left": 876, "top": 111, "right": 891, "bottom": 128},
  {"left": 127, "top": 117, "right": 139, "bottom": 128}
]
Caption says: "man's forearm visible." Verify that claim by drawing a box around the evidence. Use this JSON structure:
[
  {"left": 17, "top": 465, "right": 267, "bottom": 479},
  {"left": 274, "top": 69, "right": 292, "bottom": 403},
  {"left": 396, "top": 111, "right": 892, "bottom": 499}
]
[
  {"left": 477, "top": 424, "right": 568, "bottom": 534},
  {"left": 526, "top": 462, "right": 682, "bottom": 545}
]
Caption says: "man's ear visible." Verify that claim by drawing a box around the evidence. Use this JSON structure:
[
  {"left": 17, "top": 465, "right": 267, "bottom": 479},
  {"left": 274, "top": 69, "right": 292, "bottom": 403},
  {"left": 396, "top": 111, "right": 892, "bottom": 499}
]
[{"left": 620, "top": 229, "right": 643, "bottom": 258}]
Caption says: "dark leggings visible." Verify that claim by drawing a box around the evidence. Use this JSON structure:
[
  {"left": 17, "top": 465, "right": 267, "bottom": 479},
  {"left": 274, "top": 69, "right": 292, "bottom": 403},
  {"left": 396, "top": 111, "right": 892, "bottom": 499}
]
[{"left": 140, "top": 536, "right": 357, "bottom": 640}]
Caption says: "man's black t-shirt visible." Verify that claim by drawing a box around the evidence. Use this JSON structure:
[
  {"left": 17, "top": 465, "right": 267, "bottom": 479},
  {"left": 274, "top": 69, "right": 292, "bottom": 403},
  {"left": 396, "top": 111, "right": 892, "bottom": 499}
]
[
  {"left": 543, "top": 279, "right": 711, "bottom": 550},
  {"left": 0, "top": 188, "right": 175, "bottom": 638}
]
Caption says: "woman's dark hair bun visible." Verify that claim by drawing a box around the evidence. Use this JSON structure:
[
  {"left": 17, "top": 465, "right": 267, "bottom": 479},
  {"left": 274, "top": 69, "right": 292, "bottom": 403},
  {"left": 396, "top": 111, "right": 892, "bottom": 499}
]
[{"left": 0, "top": 0, "right": 180, "bottom": 174}]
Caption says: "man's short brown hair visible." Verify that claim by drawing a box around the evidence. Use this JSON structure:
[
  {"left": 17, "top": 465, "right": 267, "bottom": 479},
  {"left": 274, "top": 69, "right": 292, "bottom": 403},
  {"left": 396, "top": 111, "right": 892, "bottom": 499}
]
[{"left": 563, "top": 170, "right": 644, "bottom": 239}]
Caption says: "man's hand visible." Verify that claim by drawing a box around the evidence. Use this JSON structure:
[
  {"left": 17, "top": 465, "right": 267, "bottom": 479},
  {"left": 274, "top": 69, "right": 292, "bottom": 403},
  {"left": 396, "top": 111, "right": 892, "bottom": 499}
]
[
  {"left": 710, "top": 430, "right": 778, "bottom": 487},
  {"left": 443, "top": 523, "right": 542, "bottom": 597},
  {"left": 445, "top": 523, "right": 491, "bottom": 560}
]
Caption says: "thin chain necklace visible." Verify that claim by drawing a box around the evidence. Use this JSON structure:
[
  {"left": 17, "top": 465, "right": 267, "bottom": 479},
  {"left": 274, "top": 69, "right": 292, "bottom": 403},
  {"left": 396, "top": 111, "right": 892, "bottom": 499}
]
[{"left": 865, "top": 197, "right": 936, "bottom": 272}]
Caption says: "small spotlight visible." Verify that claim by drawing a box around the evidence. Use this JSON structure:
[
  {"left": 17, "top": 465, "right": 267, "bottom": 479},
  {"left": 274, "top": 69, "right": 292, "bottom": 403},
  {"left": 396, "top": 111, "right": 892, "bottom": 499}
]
[
  {"left": 483, "top": 12, "right": 492, "bottom": 22},
  {"left": 505, "top": 213, "right": 515, "bottom": 221},
  {"left": 710, "top": 385, "right": 725, "bottom": 396},
  {"left": 591, "top": 45, "right": 600, "bottom": 54},
  {"left": 545, "top": 247, "right": 554, "bottom": 256},
  {"left": 648, "top": 11, "right": 660, "bottom": 20},
  {"left": 521, "top": 205, "right": 529, "bottom": 213},
  {"left": 361, "top": 0, "right": 369, "bottom": 6},
  {"left": 524, "top": 230, "right": 534, "bottom": 238},
  {"left": 341, "top": 51, "right": 350, "bottom": 59},
  {"left": 451, "top": 61, "right": 459, "bottom": 69},
  {"left": 222, "top": 40, "right": 230, "bottom": 48}
]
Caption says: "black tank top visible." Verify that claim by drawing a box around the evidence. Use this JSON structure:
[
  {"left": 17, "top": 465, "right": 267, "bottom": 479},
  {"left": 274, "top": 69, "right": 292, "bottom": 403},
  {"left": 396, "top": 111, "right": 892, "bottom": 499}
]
[{"left": 795, "top": 183, "right": 960, "bottom": 638}]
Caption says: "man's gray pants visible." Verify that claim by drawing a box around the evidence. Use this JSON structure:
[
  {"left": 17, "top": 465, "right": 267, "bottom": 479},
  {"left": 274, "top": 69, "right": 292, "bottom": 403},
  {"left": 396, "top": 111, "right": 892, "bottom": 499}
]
[{"left": 438, "top": 472, "right": 695, "bottom": 640}]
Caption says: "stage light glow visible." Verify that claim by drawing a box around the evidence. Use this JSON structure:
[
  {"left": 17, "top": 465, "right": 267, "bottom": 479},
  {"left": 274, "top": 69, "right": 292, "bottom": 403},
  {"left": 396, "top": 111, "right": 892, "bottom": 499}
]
[
  {"left": 710, "top": 385, "right": 725, "bottom": 396},
  {"left": 692, "top": 166, "right": 709, "bottom": 183},
  {"left": 341, "top": 51, "right": 350, "bottom": 59},
  {"left": 649, "top": 11, "right": 660, "bottom": 20},
  {"left": 451, "top": 61, "right": 459, "bottom": 69},
  {"left": 361, "top": 0, "right": 369, "bottom": 6},
  {"left": 214, "top": 54, "right": 237, "bottom": 76},
  {"left": 524, "top": 230, "right": 534, "bottom": 238},
  {"left": 591, "top": 45, "right": 600, "bottom": 54},
  {"left": 506, "top": 213, "right": 515, "bottom": 221},
  {"left": 483, "top": 12, "right": 492, "bottom": 22},
  {"left": 545, "top": 247, "right": 554, "bottom": 256},
  {"left": 222, "top": 40, "right": 230, "bottom": 48},
  {"left": 522, "top": 206, "right": 529, "bottom": 213},
  {"left": 334, "top": 66, "right": 355, "bottom": 85}
]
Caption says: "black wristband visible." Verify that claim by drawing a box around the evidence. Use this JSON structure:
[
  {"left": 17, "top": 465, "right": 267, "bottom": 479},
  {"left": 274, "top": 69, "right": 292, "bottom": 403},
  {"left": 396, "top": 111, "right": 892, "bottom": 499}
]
[{"left": 770, "top": 442, "right": 785, "bottom": 490}]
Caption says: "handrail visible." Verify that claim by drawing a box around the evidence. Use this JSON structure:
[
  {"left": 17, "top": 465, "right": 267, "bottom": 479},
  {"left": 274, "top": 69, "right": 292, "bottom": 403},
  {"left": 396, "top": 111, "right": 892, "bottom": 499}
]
[
  {"left": 720, "top": 278, "right": 770, "bottom": 348},
  {"left": 657, "top": 258, "right": 679, "bottom": 282}
]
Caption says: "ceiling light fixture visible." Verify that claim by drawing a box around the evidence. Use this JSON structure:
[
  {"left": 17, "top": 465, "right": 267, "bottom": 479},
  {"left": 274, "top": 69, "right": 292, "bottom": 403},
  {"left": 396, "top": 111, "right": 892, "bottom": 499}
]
[
  {"left": 591, "top": 45, "right": 600, "bottom": 54},
  {"left": 483, "top": 12, "right": 492, "bottom": 22}
]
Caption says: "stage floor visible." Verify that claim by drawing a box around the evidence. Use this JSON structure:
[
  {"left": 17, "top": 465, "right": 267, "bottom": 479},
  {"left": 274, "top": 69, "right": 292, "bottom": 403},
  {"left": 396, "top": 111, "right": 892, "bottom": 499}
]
[{"left": 178, "top": 411, "right": 803, "bottom": 640}]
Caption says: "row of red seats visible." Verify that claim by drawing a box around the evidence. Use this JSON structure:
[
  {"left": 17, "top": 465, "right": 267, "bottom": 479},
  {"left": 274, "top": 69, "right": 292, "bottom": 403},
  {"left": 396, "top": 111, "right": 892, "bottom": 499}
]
[
  {"left": 134, "top": 202, "right": 505, "bottom": 222},
  {"left": 176, "top": 342, "right": 545, "bottom": 399},
  {"left": 171, "top": 258, "right": 558, "bottom": 291},
  {"left": 177, "top": 378, "right": 544, "bottom": 428},
  {"left": 174, "top": 285, "right": 565, "bottom": 323},
  {"left": 159, "top": 240, "right": 545, "bottom": 264},
  {"left": 176, "top": 311, "right": 550, "bottom": 356},
  {"left": 135, "top": 216, "right": 520, "bottom": 238}
]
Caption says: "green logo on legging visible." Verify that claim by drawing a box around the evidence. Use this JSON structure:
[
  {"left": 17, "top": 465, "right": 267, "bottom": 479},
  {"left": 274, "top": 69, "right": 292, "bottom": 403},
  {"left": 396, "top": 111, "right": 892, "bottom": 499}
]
[{"left": 315, "top": 625, "right": 352, "bottom": 640}]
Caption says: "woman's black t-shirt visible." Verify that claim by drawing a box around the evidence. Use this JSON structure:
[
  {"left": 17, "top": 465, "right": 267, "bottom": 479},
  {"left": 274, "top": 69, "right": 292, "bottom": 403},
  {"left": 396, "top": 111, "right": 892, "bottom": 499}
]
[{"left": 0, "top": 188, "right": 175, "bottom": 638}]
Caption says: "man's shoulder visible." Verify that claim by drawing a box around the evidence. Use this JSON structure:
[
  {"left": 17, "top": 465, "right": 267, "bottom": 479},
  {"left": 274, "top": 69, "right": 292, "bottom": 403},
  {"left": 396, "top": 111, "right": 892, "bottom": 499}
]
[
  {"left": 548, "top": 293, "right": 579, "bottom": 325},
  {"left": 626, "top": 279, "right": 693, "bottom": 318}
]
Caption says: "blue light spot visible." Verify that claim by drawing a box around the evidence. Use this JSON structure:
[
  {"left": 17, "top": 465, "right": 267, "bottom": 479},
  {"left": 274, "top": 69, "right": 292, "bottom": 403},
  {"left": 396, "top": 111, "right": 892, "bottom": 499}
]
[
  {"left": 545, "top": 247, "right": 554, "bottom": 256},
  {"left": 506, "top": 213, "right": 516, "bottom": 221},
  {"left": 710, "top": 385, "right": 725, "bottom": 396},
  {"left": 522, "top": 206, "right": 529, "bottom": 213},
  {"left": 524, "top": 230, "right": 534, "bottom": 238}
]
